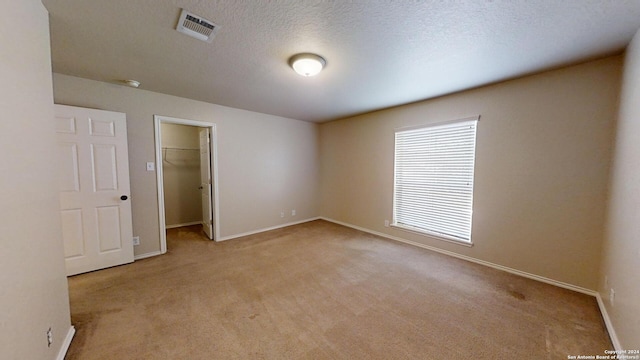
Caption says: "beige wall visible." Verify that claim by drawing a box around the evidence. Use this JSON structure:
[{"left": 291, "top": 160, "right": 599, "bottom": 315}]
[
  {"left": 599, "top": 29, "right": 640, "bottom": 349},
  {"left": 161, "top": 123, "right": 202, "bottom": 227},
  {"left": 53, "top": 74, "right": 320, "bottom": 255},
  {"left": 320, "top": 56, "right": 621, "bottom": 290},
  {"left": 0, "top": 1, "right": 72, "bottom": 358},
  {"left": 4, "top": 1, "right": 630, "bottom": 355}
]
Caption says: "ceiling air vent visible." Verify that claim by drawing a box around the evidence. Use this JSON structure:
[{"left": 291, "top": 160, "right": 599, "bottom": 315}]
[{"left": 176, "top": 9, "right": 220, "bottom": 43}]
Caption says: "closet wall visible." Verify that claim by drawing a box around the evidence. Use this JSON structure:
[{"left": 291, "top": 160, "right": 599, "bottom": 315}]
[{"left": 161, "top": 123, "right": 202, "bottom": 228}]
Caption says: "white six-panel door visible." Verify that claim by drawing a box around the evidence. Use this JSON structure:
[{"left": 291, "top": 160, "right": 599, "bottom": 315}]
[{"left": 55, "top": 105, "right": 134, "bottom": 276}]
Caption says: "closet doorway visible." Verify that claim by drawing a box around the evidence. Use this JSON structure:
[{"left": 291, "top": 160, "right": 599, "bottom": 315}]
[{"left": 153, "top": 115, "right": 219, "bottom": 253}]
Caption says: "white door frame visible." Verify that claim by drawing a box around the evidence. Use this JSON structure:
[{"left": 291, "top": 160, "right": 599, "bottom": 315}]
[{"left": 154, "top": 115, "right": 220, "bottom": 253}]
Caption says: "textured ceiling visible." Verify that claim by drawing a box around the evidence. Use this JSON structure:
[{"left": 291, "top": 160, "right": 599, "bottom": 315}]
[{"left": 42, "top": 0, "right": 640, "bottom": 123}]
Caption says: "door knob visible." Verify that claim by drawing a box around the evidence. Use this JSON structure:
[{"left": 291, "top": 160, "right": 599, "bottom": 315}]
[{"left": 120, "top": 195, "right": 128, "bottom": 201}]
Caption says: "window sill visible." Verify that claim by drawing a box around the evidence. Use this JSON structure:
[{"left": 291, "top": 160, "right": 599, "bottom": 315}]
[{"left": 390, "top": 224, "right": 473, "bottom": 247}]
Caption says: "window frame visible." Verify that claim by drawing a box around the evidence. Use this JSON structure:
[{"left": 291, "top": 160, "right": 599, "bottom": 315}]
[{"left": 391, "top": 116, "right": 479, "bottom": 246}]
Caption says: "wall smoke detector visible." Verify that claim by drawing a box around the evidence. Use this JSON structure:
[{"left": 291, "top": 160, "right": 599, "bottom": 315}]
[
  {"left": 123, "top": 79, "right": 140, "bottom": 88},
  {"left": 176, "top": 9, "right": 220, "bottom": 43}
]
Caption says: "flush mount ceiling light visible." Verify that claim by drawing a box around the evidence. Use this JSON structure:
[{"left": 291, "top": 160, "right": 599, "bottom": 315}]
[
  {"left": 289, "top": 53, "right": 326, "bottom": 77},
  {"left": 123, "top": 79, "right": 141, "bottom": 88}
]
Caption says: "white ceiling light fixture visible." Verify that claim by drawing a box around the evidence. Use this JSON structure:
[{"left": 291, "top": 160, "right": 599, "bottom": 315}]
[{"left": 289, "top": 53, "right": 326, "bottom": 77}]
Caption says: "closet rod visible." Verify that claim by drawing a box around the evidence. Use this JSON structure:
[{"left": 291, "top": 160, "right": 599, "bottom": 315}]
[{"left": 162, "top": 147, "right": 199, "bottom": 151}]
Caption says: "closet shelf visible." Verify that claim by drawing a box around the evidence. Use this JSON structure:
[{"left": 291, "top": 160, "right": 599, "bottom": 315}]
[{"left": 162, "top": 147, "right": 200, "bottom": 165}]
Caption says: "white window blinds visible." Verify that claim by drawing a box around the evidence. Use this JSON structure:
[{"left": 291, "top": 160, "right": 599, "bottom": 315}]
[{"left": 393, "top": 117, "right": 478, "bottom": 243}]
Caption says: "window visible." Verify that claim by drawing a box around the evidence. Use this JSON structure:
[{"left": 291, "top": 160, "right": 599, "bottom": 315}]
[{"left": 392, "top": 116, "right": 478, "bottom": 244}]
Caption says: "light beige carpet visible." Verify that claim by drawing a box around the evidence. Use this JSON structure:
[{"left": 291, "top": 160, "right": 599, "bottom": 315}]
[{"left": 65, "top": 220, "right": 611, "bottom": 359}]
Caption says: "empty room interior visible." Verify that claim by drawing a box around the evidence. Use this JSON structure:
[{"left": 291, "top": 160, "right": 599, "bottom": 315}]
[{"left": 2, "top": 1, "right": 640, "bottom": 359}]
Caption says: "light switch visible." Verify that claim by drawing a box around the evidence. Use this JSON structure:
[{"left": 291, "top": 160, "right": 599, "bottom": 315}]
[{"left": 146, "top": 162, "right": 155, "bottom": 171}]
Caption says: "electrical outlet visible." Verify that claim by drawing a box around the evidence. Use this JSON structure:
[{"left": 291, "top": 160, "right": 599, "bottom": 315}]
[
  {"left": 280, "top": 211, "right": 285, "bottom": 218},
  {"left": 146, "top": 162, "right": 155, "bottom": 171},
  {"left": 291, "top": 209, "right": 296, "bottom": 216},
  {"left": 384, "top": 220, "right": 390, "bottom": 227},
  {"left": 609, "top": 288, "right": 615, "bottom": 305},
  {"left": 47, "top": 327, "right": 53, "bottom": 348},
  {"left": 132, "top": 236, "right": 140, "bottom": 246}
]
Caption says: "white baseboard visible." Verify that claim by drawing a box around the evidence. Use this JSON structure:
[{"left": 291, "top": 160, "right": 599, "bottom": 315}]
[
  {"left": 140, "top": 218, "right": 321, "bottom": 256},
  {"left": 165, "top": 221, "right": 201, "bottom": 229},
  {"left": 134, "top": 250, "right": 163, "bottom": 260},
  {"left": 320, "top": 217, "right": 597, "bottom": 296},
  {"left": 218, "top": 217, "right": 321, "bottom": 242},
  {"left": 56, "top": 325, "right": 75, "bottom": 360},
  {"left": 595, "top": 293, "right": 622, "bottom": 351}
]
